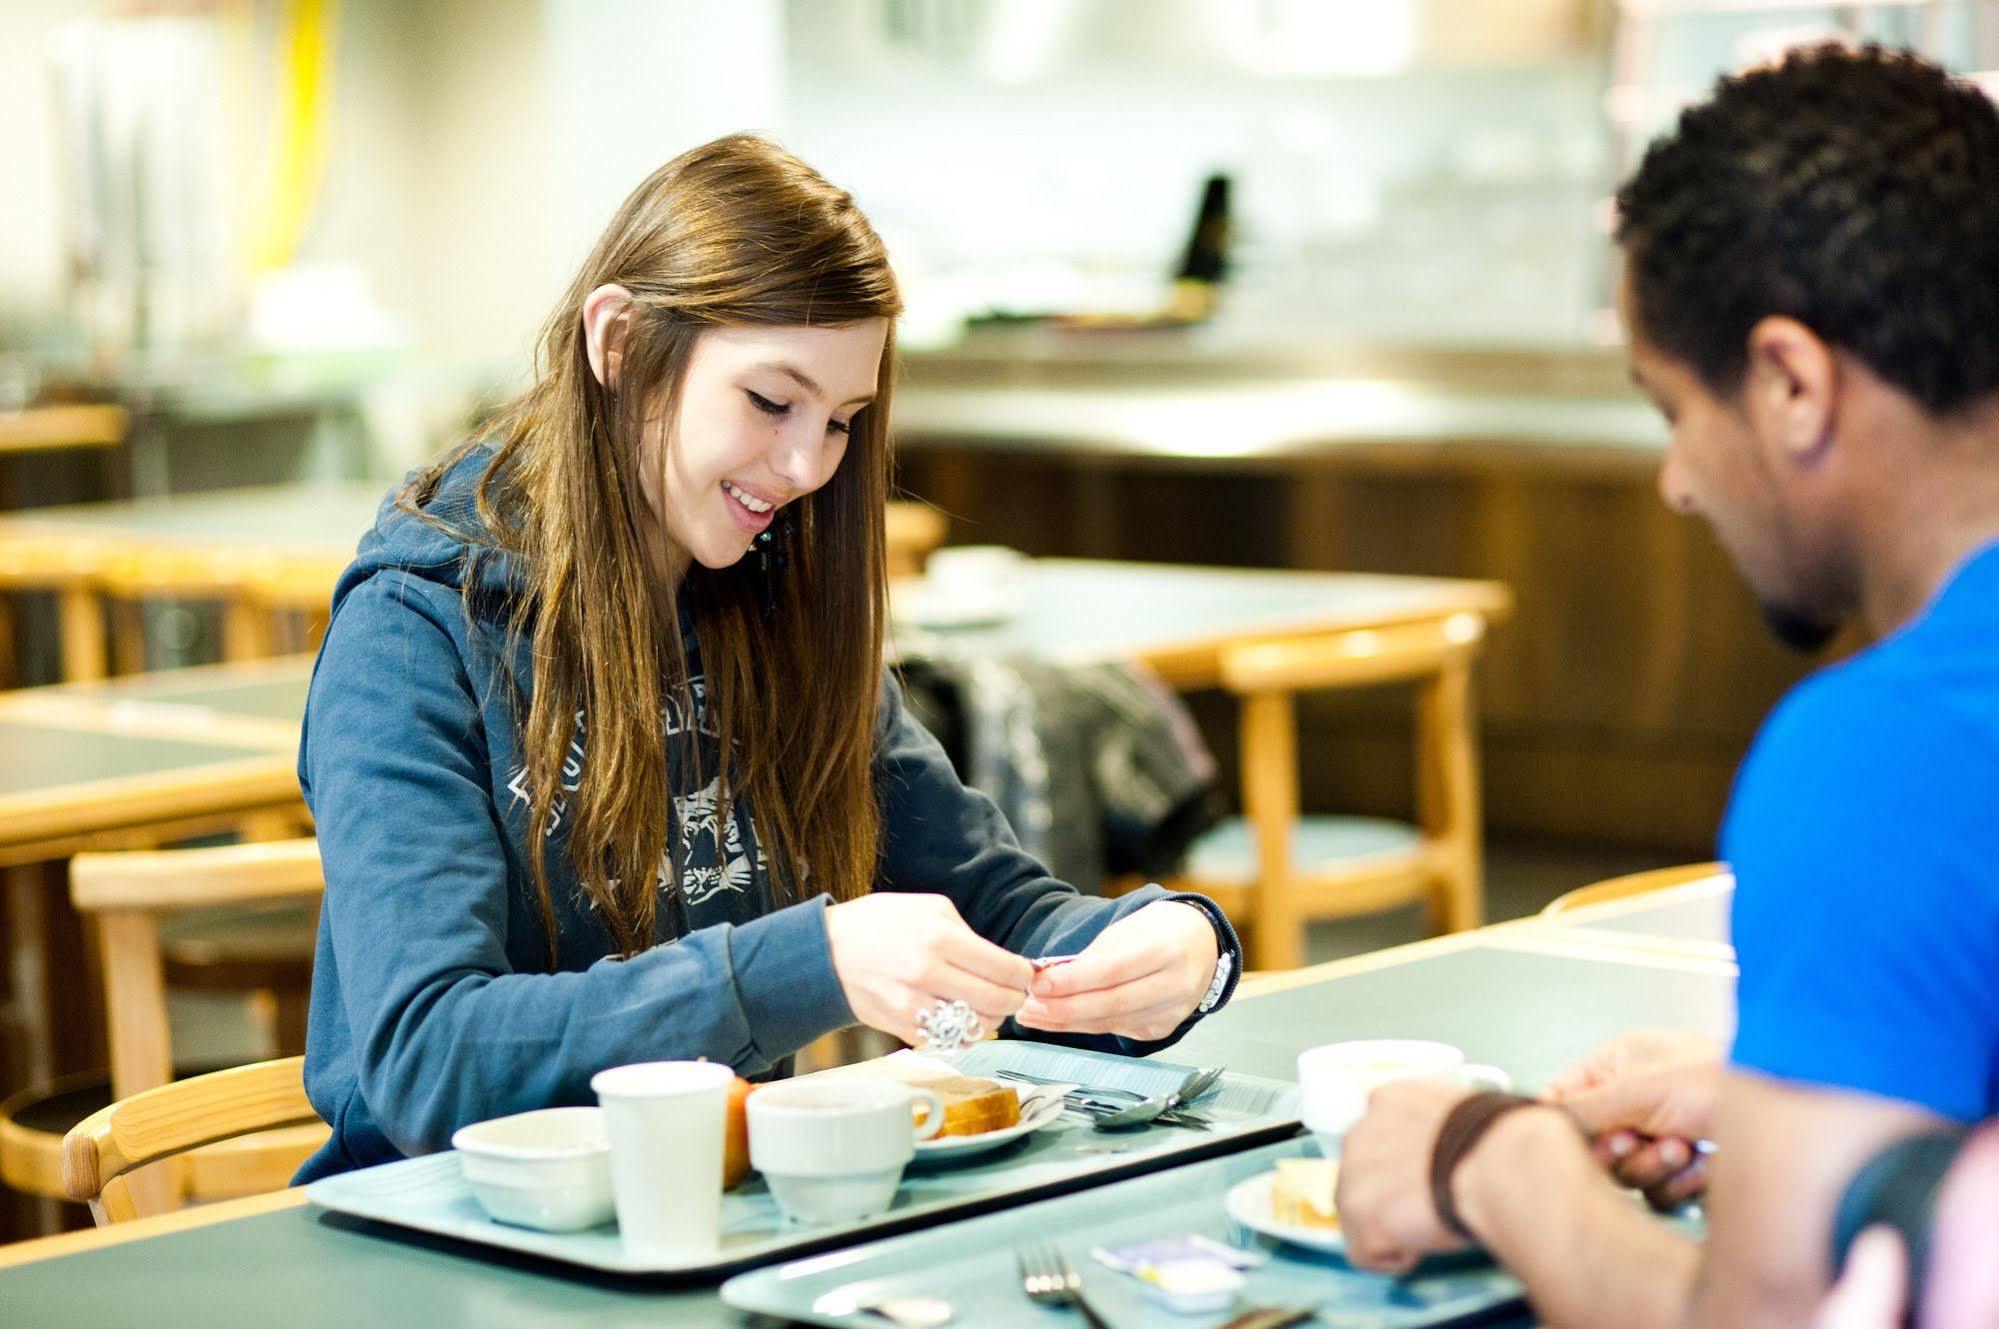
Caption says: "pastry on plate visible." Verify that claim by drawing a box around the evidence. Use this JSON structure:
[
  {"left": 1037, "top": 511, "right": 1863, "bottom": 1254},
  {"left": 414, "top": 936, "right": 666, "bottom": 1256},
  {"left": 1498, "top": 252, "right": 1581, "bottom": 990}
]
[{"left": 1271, "top": 1157, "right": 1341, "bottom": 1230}]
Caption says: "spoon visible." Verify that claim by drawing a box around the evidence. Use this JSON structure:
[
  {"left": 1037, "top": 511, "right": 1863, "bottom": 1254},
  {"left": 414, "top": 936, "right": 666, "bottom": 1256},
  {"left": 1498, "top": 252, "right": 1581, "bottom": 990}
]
[{"left": 1091, "top": 1066, "right": 1225, "bottom": 1131}]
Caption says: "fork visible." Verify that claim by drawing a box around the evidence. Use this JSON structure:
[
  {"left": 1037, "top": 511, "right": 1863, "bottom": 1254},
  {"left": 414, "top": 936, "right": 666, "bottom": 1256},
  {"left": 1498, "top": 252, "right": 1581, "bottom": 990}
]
[
  {"left": 1016, "top": 1242, "right": 1115, "bottom": 1329},
  {"left": 1089, "top": 1066, "right": 1226, "bottom": 1131}
]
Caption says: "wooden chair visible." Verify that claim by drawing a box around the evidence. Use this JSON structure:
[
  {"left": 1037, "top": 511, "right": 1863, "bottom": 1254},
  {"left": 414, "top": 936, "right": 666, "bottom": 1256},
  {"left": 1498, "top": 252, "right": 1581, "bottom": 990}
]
[
  {"left": 241, "top": 552, "right": 345, "bottom": 657},
  {"left": 0, "top": 533, "right": 111, "bottom": 684},
  {"left": 885, "top": 501, "right": 947, "bottom": 580},
  {"left": 61, "top": 1057, "right": 318, "bottom": 1225},
  {"left": 0, "top": 404, "right": 126, "bottom": 686},
  {"left": 0, "top": 839, "right": 327, "bottom": 1223},
  {"left": 96, "top": 546, "right": 265, "bottom": 673},
  {"left": 1153, "top": 613, "right": 1491, "bottom": 971},
  {"left": 1542, "top": 861, "right": 1728, "bottom": 915}
]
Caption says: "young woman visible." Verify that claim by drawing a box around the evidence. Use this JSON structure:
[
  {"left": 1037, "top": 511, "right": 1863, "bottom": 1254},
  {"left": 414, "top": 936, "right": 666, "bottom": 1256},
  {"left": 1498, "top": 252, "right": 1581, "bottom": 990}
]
[{"left": 295, "top": 135, "right": 1238, "bottom": 1180}]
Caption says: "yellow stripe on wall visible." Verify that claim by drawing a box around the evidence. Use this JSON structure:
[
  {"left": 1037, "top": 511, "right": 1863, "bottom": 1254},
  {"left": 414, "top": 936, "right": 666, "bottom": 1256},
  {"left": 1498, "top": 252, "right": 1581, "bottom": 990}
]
[{"left": 252, "top": 0, "right": 338, "bottom": 272}]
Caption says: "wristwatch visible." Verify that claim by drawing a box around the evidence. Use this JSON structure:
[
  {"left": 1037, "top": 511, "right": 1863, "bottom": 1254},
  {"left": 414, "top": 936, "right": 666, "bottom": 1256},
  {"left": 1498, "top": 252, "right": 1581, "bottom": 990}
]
[
  {"left": 1198, "top": 947, "right": 1234, "bottom": 1014},
  {"left": 1167, "top": 892, "right": 1239, "bottom": 1014}
]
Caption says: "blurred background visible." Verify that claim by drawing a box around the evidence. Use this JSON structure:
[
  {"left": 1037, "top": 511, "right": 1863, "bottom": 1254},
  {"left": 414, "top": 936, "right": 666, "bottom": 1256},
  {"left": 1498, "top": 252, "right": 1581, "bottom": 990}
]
[{"left": 2, "top": 0, "right": 1995, "bottom": 990}]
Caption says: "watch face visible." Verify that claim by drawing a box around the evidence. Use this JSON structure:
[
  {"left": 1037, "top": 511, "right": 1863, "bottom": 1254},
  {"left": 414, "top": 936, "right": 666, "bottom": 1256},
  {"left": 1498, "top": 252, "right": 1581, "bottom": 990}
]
[{"left": 1199, "top": 952, "right": 1233, "bottom": 1013}]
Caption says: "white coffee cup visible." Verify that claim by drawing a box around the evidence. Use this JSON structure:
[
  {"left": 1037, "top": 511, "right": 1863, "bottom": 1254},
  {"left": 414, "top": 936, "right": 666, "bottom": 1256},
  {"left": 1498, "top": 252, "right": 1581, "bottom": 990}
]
[
  {"left": 923, "top": 545, "right": 1027, "bottom": 596},
  {"left": 747, "top": 1077, "right": 944, "bottom": 1226},
  {"left": 590, "top": 1060, "right": 737, "bottom": 1261},
  {"left": 1297, "top": 1039, "right": 1512, "bottom": 1157}
]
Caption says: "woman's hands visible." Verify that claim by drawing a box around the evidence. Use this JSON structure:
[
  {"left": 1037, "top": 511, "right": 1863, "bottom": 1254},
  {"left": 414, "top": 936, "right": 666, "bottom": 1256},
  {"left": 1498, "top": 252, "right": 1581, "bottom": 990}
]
[
  {"left": 824, "top": 893, "right": 1034, "bottom": 1045},
  {"left": 823, "top": 895, "right": 1222, "bottom": 1047},
  {"left": 1016, "top": 900, "right": 1220, "bottom": 1043}
]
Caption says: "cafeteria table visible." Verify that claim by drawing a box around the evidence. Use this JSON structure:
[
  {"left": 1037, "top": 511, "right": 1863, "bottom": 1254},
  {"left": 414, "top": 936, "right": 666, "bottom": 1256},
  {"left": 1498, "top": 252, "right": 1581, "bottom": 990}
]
[
  {"left": 0, "top": 655, "right": 310, "bottom": 871},
  {"left": 0, "top": 658, "right": 309, "bottom": 1086},
  {"left": 0, "top": 919, "right": 1734, "bottom": 1328}
]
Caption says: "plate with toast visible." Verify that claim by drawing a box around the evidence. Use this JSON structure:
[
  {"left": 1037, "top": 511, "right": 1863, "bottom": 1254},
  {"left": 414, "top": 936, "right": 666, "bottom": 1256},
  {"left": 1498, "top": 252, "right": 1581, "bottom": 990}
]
[
  {"left": 1223, "top": 1157, "right": 1346, "bottom": 1254},
  {"left": 804, "top": 1050, "right": 1070, "bottom": 1165},
  {"left": 912, "top": 1083, "right": 1067, "bottom": 1162}
]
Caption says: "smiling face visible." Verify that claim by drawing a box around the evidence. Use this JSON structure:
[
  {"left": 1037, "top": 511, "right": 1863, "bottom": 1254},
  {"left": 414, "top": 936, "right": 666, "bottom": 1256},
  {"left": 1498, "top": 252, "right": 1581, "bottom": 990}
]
[{"left": 637, "top": 320, "right": 888, "bottom": 575}]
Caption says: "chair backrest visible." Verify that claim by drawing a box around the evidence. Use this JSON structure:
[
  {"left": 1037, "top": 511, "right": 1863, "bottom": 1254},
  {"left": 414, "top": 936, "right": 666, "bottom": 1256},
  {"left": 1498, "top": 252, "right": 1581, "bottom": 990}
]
[
  {"left": 69, "top": 838, "right": 325, "bottom": 1103},
  {"left": 1218, "top": 612, "right": 1487, "bottom": 695},
  {"left": 1542, "top": 861, "right": 1729, "bottom": 915},
  {"left": 61, "top": 1057, "right": 318, "bottom": 1225},
  {"left": 1217, "top": 612, "right": 1489, "bottom": 871},
  {"left": 67, "top": 838, "right": 326, "bottom": 1221}
]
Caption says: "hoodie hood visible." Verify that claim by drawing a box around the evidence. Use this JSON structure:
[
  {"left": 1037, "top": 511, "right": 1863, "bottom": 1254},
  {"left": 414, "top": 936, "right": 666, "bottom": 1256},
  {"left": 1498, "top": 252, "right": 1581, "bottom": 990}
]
[{"left": 332, "top": 444, "right": 528, "bottom": 627}]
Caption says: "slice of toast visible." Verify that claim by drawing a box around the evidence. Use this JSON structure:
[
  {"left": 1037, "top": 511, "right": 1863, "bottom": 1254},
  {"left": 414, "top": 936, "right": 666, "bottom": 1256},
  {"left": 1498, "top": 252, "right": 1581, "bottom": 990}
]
[
  {"left": 913, "top": 1075, "right": 1021, "bottom": 1137},
  {"left": 1271, "top": 1157, "right": 1341, "bottom": 1230},
  {"left": 799, "top": 1051, "right": 1022, "bottom": 1136}
]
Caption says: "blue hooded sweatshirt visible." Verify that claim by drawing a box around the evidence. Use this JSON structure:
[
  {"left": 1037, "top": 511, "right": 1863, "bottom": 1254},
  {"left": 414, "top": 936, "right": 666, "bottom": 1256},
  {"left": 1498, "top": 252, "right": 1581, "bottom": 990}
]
[{"left": 295, "top": 446, "right": 1239, "bottom": 1181}]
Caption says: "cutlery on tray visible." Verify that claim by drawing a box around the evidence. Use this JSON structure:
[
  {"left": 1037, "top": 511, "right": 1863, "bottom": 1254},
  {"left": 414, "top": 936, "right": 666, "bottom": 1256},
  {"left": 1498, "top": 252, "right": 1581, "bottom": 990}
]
[
  {"left": 994, "top": 1066, "right": 1223, "bottom": 1130},
  {"left": 1017, "top": 1242, "right": 1116, "bottom": 1329}
]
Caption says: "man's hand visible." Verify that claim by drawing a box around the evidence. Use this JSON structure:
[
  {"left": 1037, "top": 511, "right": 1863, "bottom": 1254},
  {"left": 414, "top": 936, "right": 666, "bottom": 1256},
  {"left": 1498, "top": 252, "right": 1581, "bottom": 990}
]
[
  {"left": 1334, "top": 1078, "right": 1479, "bottom": 1274},
  {"left": 1547, "top": 1029, "right": 1722, "bottom": 1208},
  {"left": 1015, "top": 901, "right": 1218, "bottom": 1042}
]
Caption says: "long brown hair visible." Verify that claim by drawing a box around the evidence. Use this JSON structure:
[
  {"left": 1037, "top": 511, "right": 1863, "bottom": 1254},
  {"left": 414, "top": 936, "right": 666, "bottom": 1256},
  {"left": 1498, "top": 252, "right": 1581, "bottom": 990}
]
[{"left": 405, "top": 134, "right": 901, "bottom": 962}]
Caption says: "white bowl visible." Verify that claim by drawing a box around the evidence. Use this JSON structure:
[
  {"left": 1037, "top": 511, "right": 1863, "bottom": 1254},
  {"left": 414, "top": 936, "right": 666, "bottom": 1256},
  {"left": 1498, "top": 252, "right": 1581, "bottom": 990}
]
[{"left": 451, "top": 1107, "right": 614, "bottom": 1231}]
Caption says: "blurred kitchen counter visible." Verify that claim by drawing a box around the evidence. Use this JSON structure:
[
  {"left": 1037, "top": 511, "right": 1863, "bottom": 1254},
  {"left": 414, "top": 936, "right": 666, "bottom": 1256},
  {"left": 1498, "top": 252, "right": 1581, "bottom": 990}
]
[
  {"left": 893, "top": 335, "right": 1837, "bottom": 858},
  {"left": 897, "top": 335, "right": 1663, "bottom": 465}
]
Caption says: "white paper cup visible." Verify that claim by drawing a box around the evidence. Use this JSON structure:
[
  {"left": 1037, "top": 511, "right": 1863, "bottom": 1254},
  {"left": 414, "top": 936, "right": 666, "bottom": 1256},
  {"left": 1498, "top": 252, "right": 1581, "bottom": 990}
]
[
  {"left": 747, "top": 1077, "right": 944, "bottom": 1225},
  {"left": 590, "top": 1060, "right": 737, "bottom": 1261},
  {"left": 1297, "top": 1039, "right": 1511, "bottom": 1157}
]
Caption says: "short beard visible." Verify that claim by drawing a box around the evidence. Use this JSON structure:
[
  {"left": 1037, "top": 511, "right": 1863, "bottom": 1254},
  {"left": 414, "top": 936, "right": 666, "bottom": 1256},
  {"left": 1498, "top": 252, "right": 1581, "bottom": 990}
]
[{"left": 1759, "top": 602, "right": 1841, "bottom": 654}]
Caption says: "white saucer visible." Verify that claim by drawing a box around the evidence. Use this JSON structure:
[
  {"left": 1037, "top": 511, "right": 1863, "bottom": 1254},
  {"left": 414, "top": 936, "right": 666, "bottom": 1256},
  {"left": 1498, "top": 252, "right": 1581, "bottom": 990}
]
[
  {"left": 910, "top": 1092, "right": 1065, "bottom": 1165},
  {"left": 1223, "top": 1169, "right": 1346, "bottom": 1255}
]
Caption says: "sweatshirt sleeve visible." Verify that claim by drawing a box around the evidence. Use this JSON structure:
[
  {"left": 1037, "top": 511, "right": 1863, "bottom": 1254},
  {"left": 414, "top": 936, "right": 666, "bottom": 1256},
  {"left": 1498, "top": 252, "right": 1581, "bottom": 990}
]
[
  {"left": 870, "top": 671, "right": 1240, "bottom": 1055},
  {"left": 301, "top": 574, "right": 851, "bottom": 1157}
]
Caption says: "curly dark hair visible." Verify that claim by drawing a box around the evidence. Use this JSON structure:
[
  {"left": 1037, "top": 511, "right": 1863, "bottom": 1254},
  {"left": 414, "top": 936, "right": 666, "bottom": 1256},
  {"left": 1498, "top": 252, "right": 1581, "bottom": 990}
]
[{"left": 1616, "top": 43, "right": 1999, "bottom": 415}]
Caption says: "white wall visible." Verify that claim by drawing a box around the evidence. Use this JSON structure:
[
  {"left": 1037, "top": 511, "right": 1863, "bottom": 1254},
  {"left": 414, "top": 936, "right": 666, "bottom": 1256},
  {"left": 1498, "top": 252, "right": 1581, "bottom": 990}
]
[
  {"left": 0, "top": 0, "right": 90, "bottom": 333},
  {"left": 0, "top": 0, "right": 789, "bottom": 372},
  {"left": 306, "top": 0, "right": 788, "bottom": 371}
]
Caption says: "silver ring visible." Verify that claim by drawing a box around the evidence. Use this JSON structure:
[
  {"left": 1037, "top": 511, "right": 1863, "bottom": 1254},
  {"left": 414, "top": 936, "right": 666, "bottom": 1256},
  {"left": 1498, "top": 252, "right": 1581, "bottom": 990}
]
[{"left": 914, "top": 998, "right": 984, "bottom": 1055}]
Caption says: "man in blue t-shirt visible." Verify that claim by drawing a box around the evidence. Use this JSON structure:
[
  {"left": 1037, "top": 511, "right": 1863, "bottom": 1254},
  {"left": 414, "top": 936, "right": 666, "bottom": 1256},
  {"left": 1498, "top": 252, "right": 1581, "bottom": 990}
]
[{"left": 1330, "top": 44, "right": 1999, "bottom": 1329}]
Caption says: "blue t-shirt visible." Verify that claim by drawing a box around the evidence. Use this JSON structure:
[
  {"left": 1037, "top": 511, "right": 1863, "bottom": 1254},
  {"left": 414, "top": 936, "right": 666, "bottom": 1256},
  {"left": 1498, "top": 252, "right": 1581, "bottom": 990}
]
[{"left": 1726, "top": 540, "right": 1999, "bottom": 1123}]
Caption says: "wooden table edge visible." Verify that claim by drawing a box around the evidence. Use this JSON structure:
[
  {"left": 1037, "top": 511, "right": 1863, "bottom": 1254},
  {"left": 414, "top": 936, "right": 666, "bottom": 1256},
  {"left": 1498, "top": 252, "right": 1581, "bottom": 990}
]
[
  {"left": 0, "top": 695, "right": 300, "bottom": 749},
  {"left": 0, "top": 755, "right": 302, "bottom": 851},
  {"left": 1477, "top": 927, "right": 1739, "bottom": 976},
  {"left": 0, "top": 1188, "right": 308, "bottom": 1269}
]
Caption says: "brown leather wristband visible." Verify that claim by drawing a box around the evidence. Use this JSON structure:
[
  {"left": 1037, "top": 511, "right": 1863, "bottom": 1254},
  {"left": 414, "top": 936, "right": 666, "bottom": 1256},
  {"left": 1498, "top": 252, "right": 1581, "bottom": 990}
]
[{"left": 1429, "top": 1091, "right": 1545, "bottom": 1241}]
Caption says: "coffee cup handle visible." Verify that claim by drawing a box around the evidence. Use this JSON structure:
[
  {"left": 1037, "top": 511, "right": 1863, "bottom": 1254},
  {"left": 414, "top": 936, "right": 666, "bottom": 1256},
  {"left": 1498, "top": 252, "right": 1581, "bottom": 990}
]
[
  {"left": 1462, "top": 1064, "right": 1514, "bottom": 1094},
  {"left": 910, "top": 1088, "right": 946, "bottom": 1141}
]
